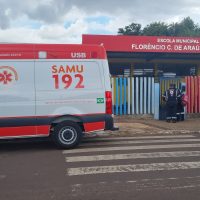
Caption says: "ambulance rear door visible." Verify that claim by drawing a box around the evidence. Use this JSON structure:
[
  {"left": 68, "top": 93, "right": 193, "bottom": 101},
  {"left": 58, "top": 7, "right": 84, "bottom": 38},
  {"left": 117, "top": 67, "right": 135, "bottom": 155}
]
[{"left": 0, "top": 61, "right": 36, "bottom": 137}]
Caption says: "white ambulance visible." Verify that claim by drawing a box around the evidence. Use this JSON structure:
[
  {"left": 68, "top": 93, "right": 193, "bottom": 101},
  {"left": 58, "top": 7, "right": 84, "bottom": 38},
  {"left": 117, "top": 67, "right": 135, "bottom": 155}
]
[{"left": 0, "top": 44, "right": 116, "bottom": 148}]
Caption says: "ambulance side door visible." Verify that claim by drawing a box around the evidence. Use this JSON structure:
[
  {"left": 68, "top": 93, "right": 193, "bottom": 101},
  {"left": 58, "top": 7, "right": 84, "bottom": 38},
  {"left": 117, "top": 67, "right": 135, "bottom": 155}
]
[{"left": 34, "top": 60, "right": 104, "bottom": 117}]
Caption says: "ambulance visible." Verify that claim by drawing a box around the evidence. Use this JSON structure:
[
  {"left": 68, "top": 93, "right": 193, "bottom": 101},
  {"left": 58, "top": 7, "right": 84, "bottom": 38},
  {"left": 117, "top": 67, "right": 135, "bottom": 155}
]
[{"left": 0, "top": 44, "right": 116, "bottom": 148}]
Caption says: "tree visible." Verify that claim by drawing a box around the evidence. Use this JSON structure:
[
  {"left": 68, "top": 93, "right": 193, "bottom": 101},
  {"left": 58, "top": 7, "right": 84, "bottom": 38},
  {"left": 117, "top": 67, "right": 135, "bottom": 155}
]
[
  {"left": 118, "top": 23, "right": 142, "bottom": 35},
  {"left": 168, "top": 17, "right": 200, "bottom": 36},
  {"left": 142, "top": 22, "right": 169, "bottom": 36},
  {"left": 118, "top": 17, "right": 200, "bottom": 37}
]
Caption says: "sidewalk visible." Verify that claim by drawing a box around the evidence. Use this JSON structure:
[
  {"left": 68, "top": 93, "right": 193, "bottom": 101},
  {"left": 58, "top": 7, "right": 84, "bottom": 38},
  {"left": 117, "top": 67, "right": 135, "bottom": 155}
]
[{"left": 108, "top": 115, "right": 200, "bottom": 136}]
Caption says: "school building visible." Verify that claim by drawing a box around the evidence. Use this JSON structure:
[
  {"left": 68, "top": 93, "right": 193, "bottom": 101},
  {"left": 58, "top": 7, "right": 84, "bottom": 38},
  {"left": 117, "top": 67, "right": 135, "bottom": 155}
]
[{"left": 82, "top": 34, "right": 200, "bottom": 119}]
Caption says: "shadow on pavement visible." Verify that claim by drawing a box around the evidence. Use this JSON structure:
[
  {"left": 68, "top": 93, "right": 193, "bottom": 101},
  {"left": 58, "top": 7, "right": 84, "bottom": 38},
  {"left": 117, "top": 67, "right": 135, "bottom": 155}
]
[{"left": 0, "top": 137, "right": 56, "bottom": 152}]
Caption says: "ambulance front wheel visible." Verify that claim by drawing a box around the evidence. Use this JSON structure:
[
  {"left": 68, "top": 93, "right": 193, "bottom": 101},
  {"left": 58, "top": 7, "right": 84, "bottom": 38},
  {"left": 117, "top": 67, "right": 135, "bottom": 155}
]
[{"left": 52, "top": 121, "right": 82, "bottom": 149}]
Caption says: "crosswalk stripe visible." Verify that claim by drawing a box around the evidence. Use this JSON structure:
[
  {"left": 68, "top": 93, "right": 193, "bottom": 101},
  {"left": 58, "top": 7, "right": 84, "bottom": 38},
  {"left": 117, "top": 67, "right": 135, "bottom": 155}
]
[
  {"left": 70, "top": 176, "right": 200, "bottom": 191},
  {"left": 65, "top": 151, "right": 200, "bottom": 162},
  {"left": 67, "top": 161, "right": 200, "bottom": 176},
  {"left": 83, "top": 135, "right": 195, "bottom": 141},
  {"left": 81, "top": 138, "right": 200, "bottom": 147},
  {"left": 63, "top": 143, "right": 200, "bottom": 154}
]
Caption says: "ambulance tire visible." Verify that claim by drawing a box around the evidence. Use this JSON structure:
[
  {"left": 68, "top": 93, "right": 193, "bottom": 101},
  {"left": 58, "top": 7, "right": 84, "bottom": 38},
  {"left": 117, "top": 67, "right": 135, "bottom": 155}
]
[{"left": 52, "top": 121, "right": 82, "bottom": 149}]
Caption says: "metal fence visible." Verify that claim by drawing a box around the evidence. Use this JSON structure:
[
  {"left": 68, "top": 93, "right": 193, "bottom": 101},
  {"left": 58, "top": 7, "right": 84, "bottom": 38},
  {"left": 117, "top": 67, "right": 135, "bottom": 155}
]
[
  {"left": 111, "top": 76, "right": 200, "bottom": 117},
  {"left": 111, "top": 77, "right": 155, "bottom": 115},
  {"left": 185, "top": 76, "right": 200, "bottom": 113}
]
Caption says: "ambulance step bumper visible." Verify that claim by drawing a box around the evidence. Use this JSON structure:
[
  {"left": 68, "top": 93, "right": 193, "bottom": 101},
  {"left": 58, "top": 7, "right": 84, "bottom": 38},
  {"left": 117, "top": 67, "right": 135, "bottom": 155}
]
[
  {"left": 104, "top": 114, "right": 119, "bottom": 131},
  {"left": 110, "top": 126, "right": 119, "bottom": 131}
]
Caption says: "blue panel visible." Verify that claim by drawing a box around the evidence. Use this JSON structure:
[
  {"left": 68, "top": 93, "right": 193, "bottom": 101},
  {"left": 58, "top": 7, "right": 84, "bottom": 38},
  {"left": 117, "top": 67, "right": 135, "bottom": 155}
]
[
  {"left": 154, "top": 83, "right": 160, "bottom": 119},
  {"left": 119, "top": 78, "right": 123, "bottom": 115},
  {"left": 115, "top": 78, "right": 118, "bottom": 115},
  {"left": 111, "top": 78, "right": 114, "bottom": 114},
  {"left": 152, "top": 78, "right": 155, "bottom": 114},
  {"left": 124, "top": 78, "right": 127, "bottom": 115}
]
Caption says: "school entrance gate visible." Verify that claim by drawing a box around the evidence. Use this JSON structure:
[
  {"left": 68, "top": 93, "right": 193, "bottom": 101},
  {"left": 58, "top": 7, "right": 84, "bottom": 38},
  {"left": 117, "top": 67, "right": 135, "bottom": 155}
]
[{"left": 159, "top": 77, "right": 184, "bottom": 120}]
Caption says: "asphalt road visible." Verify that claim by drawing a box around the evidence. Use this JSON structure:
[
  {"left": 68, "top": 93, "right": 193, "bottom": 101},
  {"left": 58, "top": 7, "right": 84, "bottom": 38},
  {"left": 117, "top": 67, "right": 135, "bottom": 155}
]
[{"left": 1, "top": 134, "right": 200, "bottom": 200}]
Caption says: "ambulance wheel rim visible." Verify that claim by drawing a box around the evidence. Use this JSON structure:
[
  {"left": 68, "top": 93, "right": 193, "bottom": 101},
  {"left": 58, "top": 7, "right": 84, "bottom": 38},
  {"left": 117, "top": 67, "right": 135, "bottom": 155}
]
[{"left": 58, "top": 126, "right": 77, "bottom": 145}]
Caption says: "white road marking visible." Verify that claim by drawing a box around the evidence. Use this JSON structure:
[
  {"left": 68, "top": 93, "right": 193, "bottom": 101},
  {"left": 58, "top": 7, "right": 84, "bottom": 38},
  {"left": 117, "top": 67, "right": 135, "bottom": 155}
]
[
  {"left": 70, "top": 175, "right": 200, "bottom": 193},
  {"left": 65, "top": 151, "right": 200, "bottom": 162},
  {"left": 81, "top": 138, "right": 200, "bottom": 147},
  {"left": 63, "top": 143, "right": 200, "bottom": 154},
  {"left": 67, "top": 161, "right": 200, "bottom": 176},
  {"left": 83, "top": 135, "right": 195, "bottom": 141}
]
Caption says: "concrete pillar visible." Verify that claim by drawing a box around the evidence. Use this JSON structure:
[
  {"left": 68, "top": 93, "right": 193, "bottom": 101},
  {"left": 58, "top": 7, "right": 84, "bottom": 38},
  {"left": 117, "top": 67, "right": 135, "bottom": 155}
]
[
  {"left": 154, "top": 64, "right": 159, "bottom": 83},
  {"left": 130, "top": 64, "right": 134, "bottom": 114},
  {"left": 130, "top": 64, "right": 134, "bottom": 77}
]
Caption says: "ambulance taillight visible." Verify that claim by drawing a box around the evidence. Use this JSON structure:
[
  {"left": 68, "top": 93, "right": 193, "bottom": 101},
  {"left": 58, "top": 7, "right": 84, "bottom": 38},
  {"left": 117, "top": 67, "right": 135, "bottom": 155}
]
[{"left": 105, "top": 91, "right": 112, "bottom": 114}]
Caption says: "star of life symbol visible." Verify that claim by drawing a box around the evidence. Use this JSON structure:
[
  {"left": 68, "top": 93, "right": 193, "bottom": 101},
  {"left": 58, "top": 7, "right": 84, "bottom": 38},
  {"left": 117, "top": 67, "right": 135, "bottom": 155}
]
[
  {"left": 169, "top": 89, "right": 174, "bottom": 96},
  {"left": 0, "top": 70, "right": 13, "bottom": 84},
  {"left": 0, "top": 66, "right": 18, "bottom": 85}
]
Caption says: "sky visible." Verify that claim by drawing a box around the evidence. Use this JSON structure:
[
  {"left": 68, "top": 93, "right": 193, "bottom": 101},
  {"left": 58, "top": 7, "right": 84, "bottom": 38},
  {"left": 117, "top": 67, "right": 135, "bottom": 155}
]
[{"left": 0, "top": 0, "right": 200, "bottom": 44}]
